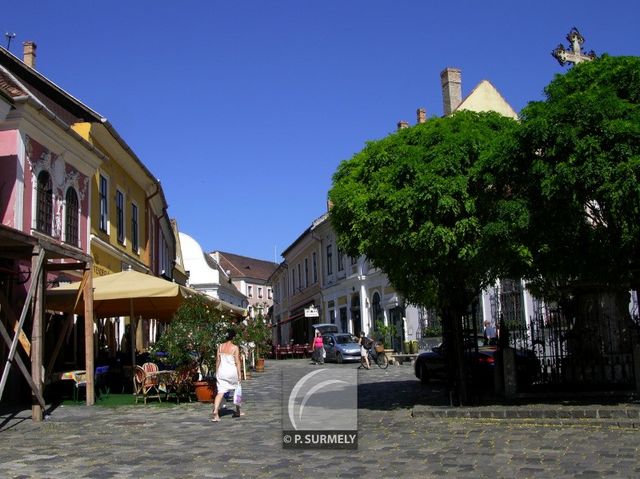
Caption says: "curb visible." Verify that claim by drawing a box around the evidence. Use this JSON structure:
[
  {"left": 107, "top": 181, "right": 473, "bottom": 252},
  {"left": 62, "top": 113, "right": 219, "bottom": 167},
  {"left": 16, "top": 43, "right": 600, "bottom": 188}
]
[{"left": 411, "top": 404, "right": 640, "bottom": 426}]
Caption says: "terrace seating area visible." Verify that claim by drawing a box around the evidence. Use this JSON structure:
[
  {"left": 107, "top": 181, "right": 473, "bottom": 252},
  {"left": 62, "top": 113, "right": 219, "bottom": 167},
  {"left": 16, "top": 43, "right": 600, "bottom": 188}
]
[{"left": 273, "top": 343, "right": 313, "bottom": 359}]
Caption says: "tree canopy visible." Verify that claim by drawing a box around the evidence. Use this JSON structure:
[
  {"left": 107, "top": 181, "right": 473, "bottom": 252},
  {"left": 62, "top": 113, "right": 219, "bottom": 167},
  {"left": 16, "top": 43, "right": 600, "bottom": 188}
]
[
  {"left": 328, "top": 110, "right": 518, "bottom": 313},
  {"left": 479, "top": 55, "right": 640, "bottom": 295}
]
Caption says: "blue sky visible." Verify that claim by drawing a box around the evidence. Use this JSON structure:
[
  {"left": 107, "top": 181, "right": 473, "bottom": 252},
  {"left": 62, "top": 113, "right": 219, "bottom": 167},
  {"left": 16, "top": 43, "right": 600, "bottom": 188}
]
[{"left": 4, "top": 1, "right": 639, "bottom": 262}]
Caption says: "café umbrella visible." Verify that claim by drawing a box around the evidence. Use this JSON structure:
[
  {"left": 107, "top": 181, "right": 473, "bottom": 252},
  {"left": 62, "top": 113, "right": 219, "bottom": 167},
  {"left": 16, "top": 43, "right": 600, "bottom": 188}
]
[
  {"left": 47, "top": 269, "right": 246, "bottom": 371},
  {"left": 46, "top": 269, "right": 198, "bottom": 321}
]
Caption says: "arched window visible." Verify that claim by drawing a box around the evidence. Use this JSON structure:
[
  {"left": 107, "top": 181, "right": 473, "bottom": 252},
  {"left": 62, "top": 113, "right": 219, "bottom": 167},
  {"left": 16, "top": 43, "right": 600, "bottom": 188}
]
[
  {"left": 65, "top": 187, "right": 79, "bottom": 246},
  {"left": 36, "top": 171, "right": 52, "bottom": 235},
  {"left": 372, "top": 292, "right": 383, "bottom": 330}
]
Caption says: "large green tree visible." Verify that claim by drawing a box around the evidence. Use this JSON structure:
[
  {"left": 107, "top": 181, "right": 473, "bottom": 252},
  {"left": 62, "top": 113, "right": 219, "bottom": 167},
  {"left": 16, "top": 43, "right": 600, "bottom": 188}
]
[
  {"left": 479, "top": 55, "right": 640, "bottom": 360},
  {"left": 481, "top": 55, "right": 640, "bottom": 294},
  {"left": 328, "top": 110, "right": 518, "bottom": 402}
]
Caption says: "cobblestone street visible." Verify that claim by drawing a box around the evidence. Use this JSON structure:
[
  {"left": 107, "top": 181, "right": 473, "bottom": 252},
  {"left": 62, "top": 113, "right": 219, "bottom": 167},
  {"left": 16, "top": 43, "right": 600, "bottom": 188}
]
[{"left": 1, "top": 359, "right": 639, "bottom": 478}]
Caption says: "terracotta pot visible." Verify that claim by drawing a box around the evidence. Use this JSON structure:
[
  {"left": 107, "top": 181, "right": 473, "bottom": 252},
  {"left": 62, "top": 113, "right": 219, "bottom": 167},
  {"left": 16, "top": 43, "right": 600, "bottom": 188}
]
[
  {"left": 255, "top": 358, "right": 265, "bottom": 372},
  {"left": 193, "top": 380, "right": 217, "bottom": 403}
]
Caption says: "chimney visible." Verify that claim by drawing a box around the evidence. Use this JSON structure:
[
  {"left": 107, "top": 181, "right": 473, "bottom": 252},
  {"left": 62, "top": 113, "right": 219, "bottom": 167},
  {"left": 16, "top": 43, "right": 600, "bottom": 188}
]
[
  {"left": 417, "top": 108, "right": 426, "bottom": 124},
  {"left": 397, "top": 120, "right": 409, "bottom": 131},
  {"left": 23, "top": 41, "right": 37, "bottom": 69},
  {"left": 440, "top": 67, "right": 462, "bottom": 116}
]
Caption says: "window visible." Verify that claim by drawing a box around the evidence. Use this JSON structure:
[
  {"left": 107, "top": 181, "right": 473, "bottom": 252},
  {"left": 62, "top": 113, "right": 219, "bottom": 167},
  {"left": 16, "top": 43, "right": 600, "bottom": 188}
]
[
  {"left": 64, "top": 188, "right": 79, "bottom": 246},
  {"left": 326, "top": 244, "right": 333, "bottom": 275},
  {"left": 248, "top": 285, "right": 253, "bottom": 298},
  {"left": 258, "top": 287, "right": 263, "bottom": 299},
  {"left": 304, "top": 258, "right": 309, "bottom": 288},
  {"left": 291, "top": 270, "right": 296, "bottom": 293},
  {"left": 337, "top": 248, "right": 344, "bottom": 272},
  {"left": 312, "top": 252, "right": 318, "bottom": 283},
  {"left": 36, "top": 171, "right": 52, "bottom": 235},
  {"left": 328, "top": 300, "right": 335, "bottom": 325},
  {"left": 268, "top": 288, "right": 272, "bottom": 300},
  {"left": 116, "top": 190, "right": 125, "bottom": 244},
  {"left": 99, "top": 175, "right": 108, "bottom": 232},
  {"left": 372, "top": 292, "right": 383, "bottom": 331},
  {"left": 351, "top": 256, "right": 357, "bottom": 265},
  {"left": 297, "top": 263, "right": 301, "bottom": 290},
  {"left": 131, "top": 202, "right": 139, "bottom": 252}
]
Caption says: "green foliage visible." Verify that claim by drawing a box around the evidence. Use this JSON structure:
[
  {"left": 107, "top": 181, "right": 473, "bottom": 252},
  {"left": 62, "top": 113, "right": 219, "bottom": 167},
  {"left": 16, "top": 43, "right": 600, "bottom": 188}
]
[
  {"left": 480, "top": 55, "right": 640, "bottom": 293},
  {"left": 240, "top": 309, "right": 272, "bottom": 359},
  {"left": 422, "top": 325, "right": 443, "bottom": 338},
  {"left": 374, "top": 320, "right": 396, "bottom": 348},
  {"left": 329, "top": 110, "right": 518, "bottom": 313},
  {"left": 151, "top": 294, "right": 232, "bottom": 377}
]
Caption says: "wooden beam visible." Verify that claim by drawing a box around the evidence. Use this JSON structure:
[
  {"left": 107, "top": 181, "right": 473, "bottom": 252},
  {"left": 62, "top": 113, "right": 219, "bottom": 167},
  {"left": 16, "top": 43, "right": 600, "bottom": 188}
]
[
  {"left": 44, "top": 313, "right": 74, "bottom": 380},
  {"left": 31, "top": 231, "right": 91, "bottom": 263},
  {"left": 0, "top": 248, "right": 45, "bottom": 400},
  {"left": 0, "top": 290, "right": 31, "bottom": 355},
  {"left": 45, "top": 262, "right": 86, "bottom": 272},
  {"left": 0, "top": 321, "right": 45, "bottom": 410},
  {"left": 31, "top": 251, "right": 45, "bottom": 421},
  {"left": 83, "top": 268, "right": 95, "bottom": 405}
]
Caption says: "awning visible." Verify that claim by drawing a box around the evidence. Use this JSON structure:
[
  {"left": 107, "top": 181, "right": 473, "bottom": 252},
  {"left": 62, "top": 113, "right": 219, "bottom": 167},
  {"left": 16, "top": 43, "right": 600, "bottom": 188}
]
[{"left": 46, "top": 269, "right": 247, "bottom": 321}]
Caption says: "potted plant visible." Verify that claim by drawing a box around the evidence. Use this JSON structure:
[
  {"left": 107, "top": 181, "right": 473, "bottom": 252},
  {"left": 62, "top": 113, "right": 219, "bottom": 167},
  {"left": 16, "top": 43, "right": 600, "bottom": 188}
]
[
  {"left": 241, "top": 308, "right": 272, "bottom": 372},
  {"left": 374, "top": 320, "right": 396, "bottom": 350},
  {"left": 373, "top": 320, "right": 397, "bottom": 364},
  {"left": 151, "top": 294, "right": 231, "bottom": 402}
]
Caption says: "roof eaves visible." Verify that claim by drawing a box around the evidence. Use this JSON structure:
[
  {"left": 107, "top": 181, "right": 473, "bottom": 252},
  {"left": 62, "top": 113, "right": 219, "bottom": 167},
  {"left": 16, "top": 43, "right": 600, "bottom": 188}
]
[
  {"left": 0, "top": 65, "right": 108, "bottom": 163},
  {"left": 0, "top": 46, "right": 104, "bottom": 123}
]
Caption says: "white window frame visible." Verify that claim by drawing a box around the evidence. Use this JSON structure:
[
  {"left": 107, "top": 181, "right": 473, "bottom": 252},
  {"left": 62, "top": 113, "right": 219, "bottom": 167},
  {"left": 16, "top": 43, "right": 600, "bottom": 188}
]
[
  {"left": 131, "top": 201, "right": 139, "bottom": 253},
  {"left": 99, "top": 173, "right": 109, "bottom": 234},
  {"left": 64, "top": 186, "right": 80, "bottom": 247},
  {"left": 116, "top": 188, "right": 125, "bottom": 245}
]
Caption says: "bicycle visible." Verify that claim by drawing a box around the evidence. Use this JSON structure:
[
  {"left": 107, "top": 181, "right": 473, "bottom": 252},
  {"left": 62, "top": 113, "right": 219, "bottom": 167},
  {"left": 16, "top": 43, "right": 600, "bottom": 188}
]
[{"left": 366, "top": 346, "right": 389, "bottom": 369}]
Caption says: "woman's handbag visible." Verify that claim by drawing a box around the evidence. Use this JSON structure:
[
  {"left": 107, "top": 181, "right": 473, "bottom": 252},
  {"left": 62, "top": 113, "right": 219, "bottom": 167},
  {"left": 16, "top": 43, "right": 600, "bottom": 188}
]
[
  {"left": 233, "top": 384, "right": 242, "bottom": 406},
  {"left": 322, "top": 347, "right": 326, "bottom": 359}
]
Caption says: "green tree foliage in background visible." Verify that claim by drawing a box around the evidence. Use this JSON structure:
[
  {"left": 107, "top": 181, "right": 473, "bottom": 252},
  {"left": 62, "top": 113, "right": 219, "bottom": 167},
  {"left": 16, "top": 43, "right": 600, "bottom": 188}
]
[
  {"left": 329, "top": 110, "right": 518, "bottom": 312},
  {"left": 328, "top": 110, "right": 518, "bottom": 402},
  {"left": 479, "top": 55, "right": 640, "bottom": 296}
]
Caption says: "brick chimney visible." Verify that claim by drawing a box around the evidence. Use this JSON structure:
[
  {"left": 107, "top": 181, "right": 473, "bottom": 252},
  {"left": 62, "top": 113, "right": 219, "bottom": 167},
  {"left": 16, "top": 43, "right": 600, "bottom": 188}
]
[
  {"left": 23, "top": 41, "right": 37, "bottom": 69},
  {"left": 440, "top": 67, "right": 462, "bottom": 116},
  {"left": 417, "top": 108, "right": 426, "bottom": 124},
  {"left": 397, "top": 120, "right": 409, "bottom": 131}
]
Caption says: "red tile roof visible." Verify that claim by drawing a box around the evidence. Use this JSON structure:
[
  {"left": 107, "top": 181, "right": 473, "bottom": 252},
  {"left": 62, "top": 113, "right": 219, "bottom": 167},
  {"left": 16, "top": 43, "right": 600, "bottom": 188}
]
[{"left": 214, "top": 251, "right": 278, "bottom": 282}]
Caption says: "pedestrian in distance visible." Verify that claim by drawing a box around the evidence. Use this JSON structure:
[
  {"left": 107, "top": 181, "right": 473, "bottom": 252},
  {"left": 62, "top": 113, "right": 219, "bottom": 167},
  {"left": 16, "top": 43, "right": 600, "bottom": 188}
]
[
  {"left": 483, "top": 320, "right": 497, "bottom": 346},
  {"left": 311, "top": 330, "right": 325, "bottom": 365},
  {"left": 358, "top": 331, "right": 371, "bottom": 369},
  {"left": 212, "top": 328, "right": 244, "bottom": 422}
]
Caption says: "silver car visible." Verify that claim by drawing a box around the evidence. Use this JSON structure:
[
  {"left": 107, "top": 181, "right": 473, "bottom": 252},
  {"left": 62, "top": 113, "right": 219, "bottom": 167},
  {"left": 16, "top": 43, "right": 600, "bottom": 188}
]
[{"left": 322, "top": 333, "right": 361, "bottom": 363}]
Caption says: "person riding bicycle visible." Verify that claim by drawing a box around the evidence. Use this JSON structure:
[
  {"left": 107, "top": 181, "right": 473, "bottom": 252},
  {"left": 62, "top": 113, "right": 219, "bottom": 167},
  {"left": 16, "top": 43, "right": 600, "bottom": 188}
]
[{"left": 358, "top": 331, "right": 374, "bottom": 369}]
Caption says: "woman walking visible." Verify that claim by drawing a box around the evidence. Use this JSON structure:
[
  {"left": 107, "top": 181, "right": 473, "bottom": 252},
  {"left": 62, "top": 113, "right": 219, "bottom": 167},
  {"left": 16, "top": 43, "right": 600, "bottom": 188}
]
[
  {"left": 311, "top": 330, "right": 324, "bottom": 365},
  {"left": 212, "top": 328, "right": 243, "bottom": 422}
]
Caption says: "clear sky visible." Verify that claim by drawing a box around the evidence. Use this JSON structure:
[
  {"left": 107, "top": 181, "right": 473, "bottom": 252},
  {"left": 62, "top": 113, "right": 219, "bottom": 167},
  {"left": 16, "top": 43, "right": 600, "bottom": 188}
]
[{"left": 4, "top": 1, "right": 639, "bottom": 262}]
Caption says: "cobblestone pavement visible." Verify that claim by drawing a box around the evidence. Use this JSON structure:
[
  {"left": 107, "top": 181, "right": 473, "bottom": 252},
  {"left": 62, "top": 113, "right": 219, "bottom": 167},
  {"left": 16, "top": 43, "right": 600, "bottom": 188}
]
[{"left": 1, "top": 359, "right": 639, "bottom": 478}]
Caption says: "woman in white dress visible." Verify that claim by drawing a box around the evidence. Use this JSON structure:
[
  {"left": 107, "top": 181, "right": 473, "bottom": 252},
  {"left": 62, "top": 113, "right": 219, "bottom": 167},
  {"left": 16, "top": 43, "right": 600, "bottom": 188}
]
[{"left": 212, "top": 329, "right": 243, "bottom": 422}]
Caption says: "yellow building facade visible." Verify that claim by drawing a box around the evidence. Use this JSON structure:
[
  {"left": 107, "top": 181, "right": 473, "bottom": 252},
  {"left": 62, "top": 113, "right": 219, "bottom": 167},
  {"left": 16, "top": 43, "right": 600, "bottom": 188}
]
[{"left": 72, "top": 122, "right": 156, "bottom": 276}]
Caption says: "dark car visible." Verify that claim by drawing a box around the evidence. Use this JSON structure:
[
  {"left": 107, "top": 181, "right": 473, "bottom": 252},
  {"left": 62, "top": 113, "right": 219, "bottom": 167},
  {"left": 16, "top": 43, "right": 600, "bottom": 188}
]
[
  {"left": 414, "top": 336, "right": 540, "bottom": 388},
  {"left": 322, "top": 333, "right": 361, "bottom": 363}
]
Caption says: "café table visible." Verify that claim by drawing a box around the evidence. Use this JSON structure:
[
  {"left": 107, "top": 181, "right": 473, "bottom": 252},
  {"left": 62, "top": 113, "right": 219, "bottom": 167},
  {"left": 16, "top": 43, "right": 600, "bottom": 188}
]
[{"left": 146, "top": 370, "right": 176, "bottom": 397}]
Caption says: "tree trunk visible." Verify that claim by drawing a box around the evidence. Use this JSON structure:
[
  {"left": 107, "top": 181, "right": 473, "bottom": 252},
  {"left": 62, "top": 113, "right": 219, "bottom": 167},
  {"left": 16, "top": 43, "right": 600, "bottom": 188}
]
[{"left": 441, "top": 307, "right": 468, "bottom": 406}]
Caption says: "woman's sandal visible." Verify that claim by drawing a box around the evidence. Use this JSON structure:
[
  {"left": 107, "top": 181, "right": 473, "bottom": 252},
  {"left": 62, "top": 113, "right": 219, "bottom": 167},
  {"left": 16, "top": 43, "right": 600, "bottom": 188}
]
[
  {"left": 232, "top": 412, "right": 245, "bottom": 418},
  {"left": 211, "top": 414, "right": 220, "bottom": 422}
]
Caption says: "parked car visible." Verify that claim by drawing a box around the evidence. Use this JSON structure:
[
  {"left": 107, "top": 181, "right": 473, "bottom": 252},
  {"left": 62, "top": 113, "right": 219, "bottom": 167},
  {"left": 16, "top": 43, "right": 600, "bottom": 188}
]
[
  {"left": 414, "top": 335, "right": 540, "bottom": 388},
  {"left": 322, "top": 333, "right": 361, "bottom": 363}
]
